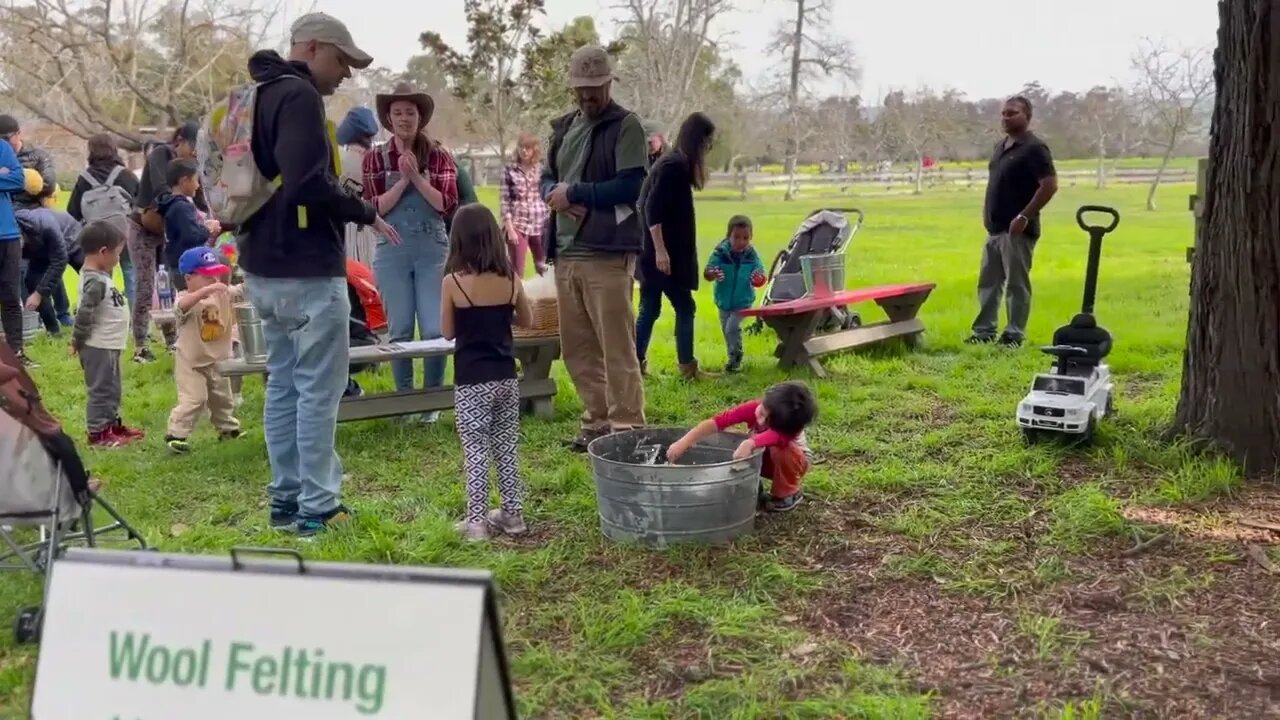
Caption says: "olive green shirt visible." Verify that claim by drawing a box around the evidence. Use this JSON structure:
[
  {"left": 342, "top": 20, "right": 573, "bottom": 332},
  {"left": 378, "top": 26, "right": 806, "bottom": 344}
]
[{"left": 554, "top": 112, "right": 647, "bottom": 256}]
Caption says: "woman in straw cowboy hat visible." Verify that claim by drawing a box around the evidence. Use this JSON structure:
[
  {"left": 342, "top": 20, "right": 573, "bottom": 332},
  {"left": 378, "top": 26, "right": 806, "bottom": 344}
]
[{"left": 361, "top": 83, "right": 460, "bottom": 422}]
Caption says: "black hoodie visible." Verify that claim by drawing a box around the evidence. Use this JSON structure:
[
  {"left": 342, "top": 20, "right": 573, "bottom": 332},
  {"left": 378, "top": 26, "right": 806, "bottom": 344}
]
[{"left": 239, "top": 51, "right": 376, "bottom": 279}]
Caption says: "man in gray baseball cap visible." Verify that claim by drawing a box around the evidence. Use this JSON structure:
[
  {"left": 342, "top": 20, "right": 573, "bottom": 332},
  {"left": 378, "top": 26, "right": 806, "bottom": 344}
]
[
  {"left": 239, "top": 11, "right": 397, "bottom": 537},
  {"left": 540, "top": 45, "right": 649, "bottom": 451},
  {"left": 288, "top": 12, "right": 373, "bottom": 94}
]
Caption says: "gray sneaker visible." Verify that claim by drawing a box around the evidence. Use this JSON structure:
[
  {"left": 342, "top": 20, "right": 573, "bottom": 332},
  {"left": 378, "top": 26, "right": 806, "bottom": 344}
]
[
  {"left": 454, "top": 519, "right": 490, "bottom": 542},
  {"left": 486, "top": 509, "right": 528, "bottom": 536}
]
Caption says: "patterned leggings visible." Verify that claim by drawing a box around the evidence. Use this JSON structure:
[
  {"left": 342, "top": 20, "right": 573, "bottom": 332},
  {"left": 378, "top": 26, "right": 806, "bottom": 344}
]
[
  {"left": 126, "top": 223, "right": 175, "bottom": 347},
  {"left": 455, "top": 378, "right": 524, "bottom": 523}
]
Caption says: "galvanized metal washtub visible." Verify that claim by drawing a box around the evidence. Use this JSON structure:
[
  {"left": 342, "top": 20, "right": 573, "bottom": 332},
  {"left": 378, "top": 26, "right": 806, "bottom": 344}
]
[
  {"left": 800, "top": 253, "right": 847, "bottom": 296},
  {"left": 587, "top": 427, "right": 764, "bottom": 548}
]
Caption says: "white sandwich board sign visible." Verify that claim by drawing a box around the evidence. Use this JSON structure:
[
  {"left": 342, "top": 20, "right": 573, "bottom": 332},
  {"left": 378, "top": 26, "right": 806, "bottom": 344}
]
[{"left": 30, "top": 547, "right": 516, "bottom": 719}]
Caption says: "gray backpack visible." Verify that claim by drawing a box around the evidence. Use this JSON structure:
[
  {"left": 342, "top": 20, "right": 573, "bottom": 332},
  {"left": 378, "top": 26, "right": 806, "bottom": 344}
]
[{"left": 78, "top": 166, "right": 133, "bottom": 225}]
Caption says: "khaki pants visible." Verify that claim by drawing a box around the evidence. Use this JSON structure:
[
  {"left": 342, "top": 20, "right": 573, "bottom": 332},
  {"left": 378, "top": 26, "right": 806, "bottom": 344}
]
[
  {"left": 167, "top": 360, "right": 239, "bottom": 438},
  {"left": 555, "top": 256, "right": 646, "bottom": 431}
]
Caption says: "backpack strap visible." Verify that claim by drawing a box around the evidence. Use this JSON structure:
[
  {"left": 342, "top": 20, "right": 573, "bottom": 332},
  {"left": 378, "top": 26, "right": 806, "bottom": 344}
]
[
  {"left": 103, "top": 165, "right": 124, "bottom": 186},
  {"left": 79, "top": 170, "right": 101, "bottom": 189}
]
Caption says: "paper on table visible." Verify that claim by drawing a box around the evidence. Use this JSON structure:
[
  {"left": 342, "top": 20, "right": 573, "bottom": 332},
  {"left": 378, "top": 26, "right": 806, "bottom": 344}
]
[{"left": 394, "top": 338, "right": 457, "bottom": 353}]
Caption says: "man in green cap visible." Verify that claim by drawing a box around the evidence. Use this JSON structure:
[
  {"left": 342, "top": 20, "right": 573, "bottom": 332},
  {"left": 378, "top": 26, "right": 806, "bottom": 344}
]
[{"left": 541, "top": 45, "right": 648, "bottom": 452}]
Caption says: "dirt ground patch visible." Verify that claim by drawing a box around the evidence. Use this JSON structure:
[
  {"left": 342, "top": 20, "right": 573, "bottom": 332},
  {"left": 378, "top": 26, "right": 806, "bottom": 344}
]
[
  {"left": 786, "top": 495, "right": 1280, "bottom": 718},
  {"left": 1123, "top": 484, "right": 1280, "bottom": 545}
]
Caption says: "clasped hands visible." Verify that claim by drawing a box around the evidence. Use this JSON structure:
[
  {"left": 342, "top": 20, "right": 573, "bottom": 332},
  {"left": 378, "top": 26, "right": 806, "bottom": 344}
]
[{"left": 546, "top": 183, "right": 586, "bottom": 221}]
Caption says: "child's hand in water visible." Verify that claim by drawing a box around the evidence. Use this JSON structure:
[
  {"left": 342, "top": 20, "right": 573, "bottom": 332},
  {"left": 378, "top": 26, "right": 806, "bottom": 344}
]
[
  {"left": 733, "top": 438, "right": 756, "bottom": 460},
  {"left": 666, "top": 438, "right": 690, "bottom": 462}
]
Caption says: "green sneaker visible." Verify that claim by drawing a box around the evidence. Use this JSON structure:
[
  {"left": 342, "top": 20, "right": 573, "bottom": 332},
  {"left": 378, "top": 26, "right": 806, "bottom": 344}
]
[
  {"left": 296, "top": 505, "right": 353, "bottom": 538},
  {"left": 164, "top": 436, "right": 191, "bottom": 454}
]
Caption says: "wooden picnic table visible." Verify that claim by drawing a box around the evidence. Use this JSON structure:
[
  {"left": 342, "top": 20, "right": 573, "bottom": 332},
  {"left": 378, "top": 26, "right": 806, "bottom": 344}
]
[
  {"left": 212, "top": 336, "right": 561, "bottom": 422},
  {"left": 737, "top": 282, "right": 936, "bottom": 378}
]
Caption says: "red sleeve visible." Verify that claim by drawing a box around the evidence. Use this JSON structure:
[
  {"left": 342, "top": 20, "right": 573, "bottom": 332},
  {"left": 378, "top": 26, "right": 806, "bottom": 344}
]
[
  {"left": 429, "top": 147, "right": 459, "bottom": 214},
  {"left": 361, "top": 149, "right": 382, "bottom": 202},
  {"left": 713, "top": 400, "right": 760, "bottom": 432},
  {"left": 750, "top": 429, "right": 790, "bottom": 449}
]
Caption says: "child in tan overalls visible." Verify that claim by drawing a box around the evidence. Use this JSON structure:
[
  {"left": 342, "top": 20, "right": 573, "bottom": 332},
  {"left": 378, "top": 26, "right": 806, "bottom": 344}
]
[{"left": 163, "top": 246, "right": 243, "bottom": 453}]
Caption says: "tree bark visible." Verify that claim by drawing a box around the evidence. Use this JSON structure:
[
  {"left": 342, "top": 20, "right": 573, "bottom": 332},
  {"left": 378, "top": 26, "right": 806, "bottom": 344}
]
[{"left": 1171, "top": 0, "right": 1280, "bottom": 476}]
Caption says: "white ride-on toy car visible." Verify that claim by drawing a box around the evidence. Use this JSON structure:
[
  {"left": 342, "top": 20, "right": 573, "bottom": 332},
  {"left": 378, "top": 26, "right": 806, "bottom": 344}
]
[{"left": 1017, "top": 205, "right": 1120, "bottom": 443}]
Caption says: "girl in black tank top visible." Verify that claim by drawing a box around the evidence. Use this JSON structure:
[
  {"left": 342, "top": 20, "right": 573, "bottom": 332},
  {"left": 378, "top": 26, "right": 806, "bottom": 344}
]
[{"left": 441, "top": 204, "right": 534, "bottom": 542}]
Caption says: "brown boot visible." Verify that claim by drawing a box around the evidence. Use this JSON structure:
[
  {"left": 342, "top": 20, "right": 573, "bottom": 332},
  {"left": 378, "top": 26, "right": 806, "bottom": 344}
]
[{"left": 679, "top": 360, "right": 719, "bottom": 380}]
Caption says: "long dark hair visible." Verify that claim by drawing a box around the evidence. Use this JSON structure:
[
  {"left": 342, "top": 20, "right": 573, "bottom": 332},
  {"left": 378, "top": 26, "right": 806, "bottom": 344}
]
[
  {"left": 673, "top": 111, "right": 716, "bottom": 190},
  {"left": 446, "top": 203, "right": 513, "bottom": 279},
  {"left": 86, "top": 133, "right": 122, "bottom": 166}
]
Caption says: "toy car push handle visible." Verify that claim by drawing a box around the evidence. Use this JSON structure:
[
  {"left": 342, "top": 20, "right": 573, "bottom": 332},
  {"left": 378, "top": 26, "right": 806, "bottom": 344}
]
[
  {"left": 1075, "top": 205, "right": 1120, "bottom": 316},
  {"left": 1076, "top": 205, "right": 1120, "bottom": 234}
]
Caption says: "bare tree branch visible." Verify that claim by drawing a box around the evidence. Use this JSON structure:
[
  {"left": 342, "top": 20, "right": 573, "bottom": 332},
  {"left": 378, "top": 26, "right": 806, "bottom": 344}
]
[
  {"left": 1131, "top": 38, "right": 1213, "bottom": 209},
  {"left": 0, "top": 0, "right": 282, "bottom": 148}
]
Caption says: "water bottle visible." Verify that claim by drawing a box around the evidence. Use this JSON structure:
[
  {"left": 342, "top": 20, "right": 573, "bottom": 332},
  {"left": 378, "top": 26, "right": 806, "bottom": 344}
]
[{"left": 156, "top": 266, "right": 173, "bottom": 310}]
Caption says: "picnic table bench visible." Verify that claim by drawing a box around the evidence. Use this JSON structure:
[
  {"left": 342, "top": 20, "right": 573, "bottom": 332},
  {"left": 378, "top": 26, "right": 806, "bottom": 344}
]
[
  {"left": 211, "top": 336, "right": 561, "bottom": 422},
  {"left": 737, "top": 282, "right": 935, "bottom": 378}
]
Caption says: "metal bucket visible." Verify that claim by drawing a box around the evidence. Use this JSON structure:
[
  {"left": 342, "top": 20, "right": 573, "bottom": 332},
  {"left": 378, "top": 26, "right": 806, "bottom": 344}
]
[
  {"left": 234, "top": 303, "right": 268, "bottom": 364},
  {"left": 21, "top": 310, "right": 40, "bottom": 343},
  {"left": 587, "top": 428, "right": 764, "bottom": 548},
  {"left": 800, "top": 253, "right": 847, "bottom": 296}
]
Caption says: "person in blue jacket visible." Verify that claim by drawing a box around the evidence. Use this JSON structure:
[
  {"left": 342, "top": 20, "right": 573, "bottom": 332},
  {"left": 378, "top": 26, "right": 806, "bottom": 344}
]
[
  {"left": 156, "top": 159, "right": 217, "bottom": 292},
  {"left": 703, "top": 215, "right": 766, "bottom": 373},
  {"left": 0, "top": 137, "right": 32, "bottom": 364}
]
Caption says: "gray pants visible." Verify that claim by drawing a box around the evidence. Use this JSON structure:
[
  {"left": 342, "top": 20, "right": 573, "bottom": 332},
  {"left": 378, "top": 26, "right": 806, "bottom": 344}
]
[
  {"left": 972, "top": 232, "right": 1036, "bottom": 340},
  {"left": 80, "top": 346, "right": 122, "bottom": 433},
  {"left": 719, "top": 309, "right": 744, "bottom": 361}
]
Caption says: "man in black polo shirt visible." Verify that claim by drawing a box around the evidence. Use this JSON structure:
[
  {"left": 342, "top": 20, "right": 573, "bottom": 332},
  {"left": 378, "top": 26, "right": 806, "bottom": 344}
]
[{"left": 968, "top": 96, "right": 1058, "bottom": 347}]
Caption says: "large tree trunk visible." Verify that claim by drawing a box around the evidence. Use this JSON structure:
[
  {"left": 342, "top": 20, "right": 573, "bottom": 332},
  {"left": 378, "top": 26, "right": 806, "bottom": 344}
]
[{"left": 1171, "top": 0, "right": 1280, "bottom": 476}]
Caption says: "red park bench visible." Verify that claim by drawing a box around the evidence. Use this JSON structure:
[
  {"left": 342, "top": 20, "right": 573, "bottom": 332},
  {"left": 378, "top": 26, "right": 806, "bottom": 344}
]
[{"left": 737, "top": 282, "right": 936, "bottom": 378}]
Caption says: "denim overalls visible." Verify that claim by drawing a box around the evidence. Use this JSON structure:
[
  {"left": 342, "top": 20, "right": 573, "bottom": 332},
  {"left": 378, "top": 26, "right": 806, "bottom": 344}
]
[{"left": 372, "top": 144, "right": 449, "bottom": 391}]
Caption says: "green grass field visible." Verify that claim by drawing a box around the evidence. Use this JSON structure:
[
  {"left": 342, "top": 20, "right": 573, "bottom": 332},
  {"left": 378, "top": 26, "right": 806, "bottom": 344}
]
[{"left": 2, "top": 182, "right": 1277, "bottom": 718}]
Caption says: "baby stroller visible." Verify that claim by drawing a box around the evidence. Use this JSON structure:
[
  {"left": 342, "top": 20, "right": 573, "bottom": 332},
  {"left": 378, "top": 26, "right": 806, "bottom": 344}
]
[
  {"left": 750, "top": 208, "right": 864, "bottom": 335},
  {"left": 0, "top": 344, "right": 146, "bottom": 644}
]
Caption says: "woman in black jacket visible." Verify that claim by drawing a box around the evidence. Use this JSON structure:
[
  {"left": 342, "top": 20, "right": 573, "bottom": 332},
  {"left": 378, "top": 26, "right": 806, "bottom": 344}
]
[
  {"left": 635, "top": 112, "right": 717, "bottom": 380},
  {"left": 66, "top": 134, "right": 140, "bottom": 305}
]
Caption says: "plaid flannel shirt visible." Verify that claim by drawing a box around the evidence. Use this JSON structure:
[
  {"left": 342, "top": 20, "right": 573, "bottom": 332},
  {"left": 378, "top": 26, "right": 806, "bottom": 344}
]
[
  {"left": 499, "top": 162, "right": 549, "bottom": 236},
  {"left": 361, "top": 140, "right": 459, "bottom": 215}
]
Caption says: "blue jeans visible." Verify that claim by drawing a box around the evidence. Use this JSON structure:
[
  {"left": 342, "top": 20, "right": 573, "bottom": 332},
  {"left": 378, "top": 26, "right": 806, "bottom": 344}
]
[
  {"left": 374, "top": 232, "right": 447, "bottom": 391},
  {"left": 635, "top": 282, "right": 696, "bottom": 365},
  {"left": 243, "top": 273, "right": 350, "bottom": 519},
  {"left": 719, "top": 309, "right": 744, "bottom": 361}
]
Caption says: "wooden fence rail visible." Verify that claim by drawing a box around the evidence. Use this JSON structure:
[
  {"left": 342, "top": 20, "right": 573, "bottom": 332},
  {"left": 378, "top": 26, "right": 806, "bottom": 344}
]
[{"left": 704, "top": 167, "right": 1198, "bottom": 198}]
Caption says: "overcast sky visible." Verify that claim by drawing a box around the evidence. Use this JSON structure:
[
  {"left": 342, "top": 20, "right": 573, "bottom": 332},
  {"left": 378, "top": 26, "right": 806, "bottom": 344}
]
[{"left": 303, "top": 0, "right": 1217, "bottom": 101}]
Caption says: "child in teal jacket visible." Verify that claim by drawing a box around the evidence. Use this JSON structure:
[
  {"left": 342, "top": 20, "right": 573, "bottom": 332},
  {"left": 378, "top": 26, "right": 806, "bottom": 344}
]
[{"left": 704, "top": 215, "right": 765, "bottom": 372}]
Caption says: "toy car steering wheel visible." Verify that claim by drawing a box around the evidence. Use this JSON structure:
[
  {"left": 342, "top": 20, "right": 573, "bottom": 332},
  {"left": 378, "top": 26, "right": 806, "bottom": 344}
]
[{"left": 1041, "top": 344, "right": 1090, "bottom": 357}]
